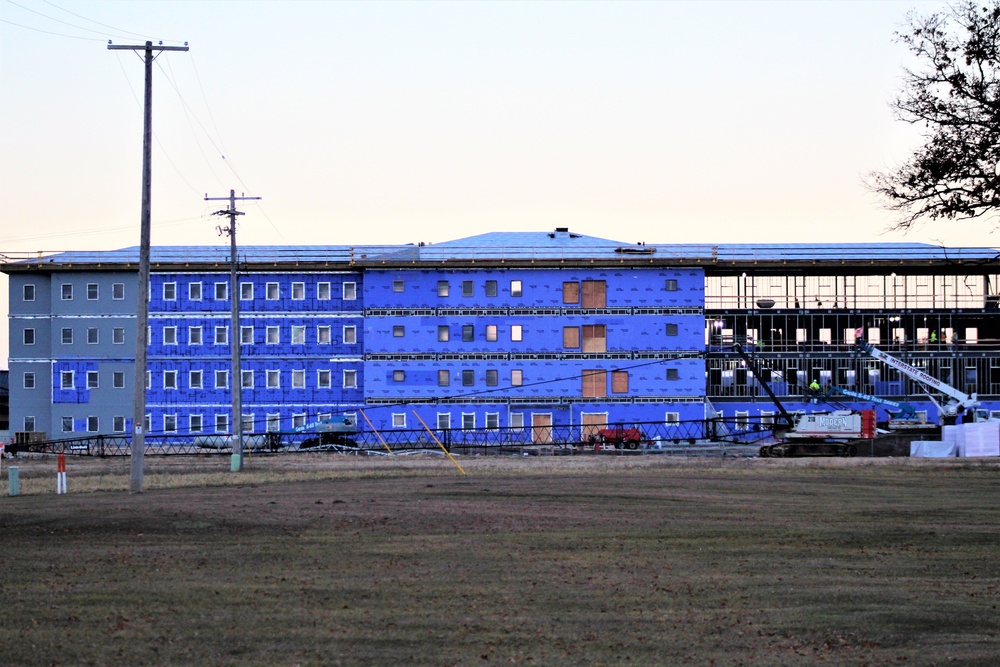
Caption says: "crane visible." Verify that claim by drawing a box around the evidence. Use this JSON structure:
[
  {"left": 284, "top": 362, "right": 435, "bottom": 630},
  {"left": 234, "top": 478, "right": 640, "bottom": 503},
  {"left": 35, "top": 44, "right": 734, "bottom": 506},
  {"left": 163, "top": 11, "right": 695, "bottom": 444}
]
[{"left": 854, "top": 338, "right": 978, "bottom": 424}]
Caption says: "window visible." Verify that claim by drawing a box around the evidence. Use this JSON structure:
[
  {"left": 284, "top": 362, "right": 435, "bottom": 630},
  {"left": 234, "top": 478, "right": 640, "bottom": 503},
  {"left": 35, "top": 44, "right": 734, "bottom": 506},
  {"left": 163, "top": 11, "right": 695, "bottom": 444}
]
[
  {"left": 292, "top": 369, "right": 305, "bottom": 389},
  {"left": 462, "top": 325, "right": 474, "bottom": 342},
  {"left": 563, "top": 282, "right": 580, "bottom": 304},
  {"left": 393, "top": 280, "right": 405, "bottom": 293},
  {"left": 318, "top": 326, "right": 331, "bottom": 344},
  {"left": 462, "top": 370, "right": 474, "bottom": 387},
  {"left": 582, "top": 369, "right": 607, "bottom": 398},
  {"left": 114, "top": 327, "right": 126, "bottom": 345},
  {"left": 62, "top": 283, "right": 73, "bottom": 300},
  {"left": 114, "top": 371, "right": 126, "bottom": 389},
  {"left": 462, "top": 280, "right": 473, "bottom": 297},
  {"left": 113, "top": 416, "right": 126, "bottom": 433},
  {"left": 437, "top": 413, "right": 451, "bottom": 430},
  {"left": 437, "top": 281, "right": 450, "bottom": 297},
  {"left": 215, "top": 326, "right": 228, "bottom": 345},
  {"left": 87, "top": 416, "right": 99, "bottom": 433},
  {"left": 144, "top": 414, "right": 151, "bottom": 433},
  {"left": 24, "top": 416, "right": 36, "bottom": 432},
  {"left": 486, "top": 325, "right": 498, "bottom": 342},
  {"left": 393, "top": 325, "right": 405, "bottom": 337},
  {"left": 267, "top": 370, "right": 280, "bottom": 389},
  {"left": 264, "top": 325, "right": 280, "bottom": 345},
  {"left": 612, "top": 371, "right": 629, "bottom": 394},
  {"left": 563, "top": 326, "right": 580, "bottom": 348},
  {"left": 343, "top": 369, "right": 358, "bottom": 388},
  {"left": 266, "top": 414, "right": 280, "bottom": 432},
  {"left": 163, "top": 282, "right": 176, "bottom": 301},
  {"left": 184, "top": 369, "right": 202, "bottom": 389},
  {"left": 392, "top": 413, "right": 406, "bottom": 428},
  {"left": 485, "top": 280, "right": 497, "bottom": 297},
  {"left": 317, "top": 282, "right": 331, "bottom": 300},
  {"left": 510, "top": 413, "right": 524, "bottom": 431},
  {"left": 146, "top": 371, "right": 151, "bottom": 389},
  {"left": 189, "top": 282, "right": 202, "bottom": 301},
  {"left": 23, "top": 328, "right": 35, "bottom": 345},
  {"left": 214, "top": 282, "right": 228, "bottom": 300},
  {"left": 23, "top": 284, "right": 35, "bottom": 301},
  {"left": 241, "top": 282, "right": 254, "bottom": 300},
  {"left": 665, "top": 412, "right": 680, "bottom": 424},
  {"left": 343, "top": 326, "right": 357, "bottom": 344},
  {"left": 62, "top": 328, "right": 73, "bottom": 344},
  {"left": 215, "top": 370, "right": 228, "bottom": 389},
  {"left": 23, "top": 372, "right": 35, "bottom": 389},
  {"left": 242, "top": 414, "right": 255, "bottom": 434},
  {"left": 462, "top": 413, "right": 475, "bottom": 430},
  {"left": 61, "top": 371, "right": 74, "bottom": 389},
  {"left": 291, "top": 326, "right": 305, "bottom": 345},
  {"left": 87, "top": 283, "right": 99, "bottom": 300},
  {"left": 582, "top": 325, "right": 606, "bottom": 352},
  {"left": 318, "top": 370, "right": 332, "bottom": 388},
  {"left": 112, "top": 283, "right": 125, "bottom": 300},
  {"left": 665, "top": 323, "right": 679, "bottom": 336},
  {"left": 666, "top": 368, "right": 680, "bottom": 381},
  {"left": 343, "top": 282, "right": 357, "bottom": 300},
  {"left": 163, "top": 326, "right": 176, "bottom": 345},
  {"left": 240, "top": 326, "right": 254, "bottom": 345},
  {"left": 266, "top": 282, "right": 279, "bottom": 300},
  {"left": 486, "top": 369, "right": 498, "bottom": 386},
  {"left": 62, "top": 416, "right": 74, "bottom": 433},
  {"left": 511, "top": 369, "right": 523, "bottom": 386},
  {"left": 190, "top": 414, "right": 203, "bottom": 433},
  {"left": 438, "top": 325, "right": 450, "bottom": 342},
  {"left": 164, "top": 370, "right": 177, "bottom": 389},
  {"left": 665, "top": 279, "right": 679, "bottom": 291},
  {"left": 291, "top": 413, "right": 306, "bottom": 430},
  {"left": 393, "top": 370, "right": 406, "bottom": 382},
  {"left": 215, "top": 414, "right": 229, "bottom": 433},
  {"left": 485, "top": 412, "right": 500, "bottom": 430},
  {"left": 292, "top": 282, "right": 305, "bottom": 300},
  {"left": 87, "top": 371, "right": 99, "bottom": 389},
  {"left": 582, "top": 280, "right": 606, "bottom": 308},
  {"left": 510, "top": 280, "right": 522, "bottom": 297},
  {"left": 242, "top": 370, "right": 254, "bottom": 389},
  {"left": 164, "top": 415, "right": 177, "bottom": 433},
  {"left": 438, "top": 370, "right": 450, "bottom": 386}
]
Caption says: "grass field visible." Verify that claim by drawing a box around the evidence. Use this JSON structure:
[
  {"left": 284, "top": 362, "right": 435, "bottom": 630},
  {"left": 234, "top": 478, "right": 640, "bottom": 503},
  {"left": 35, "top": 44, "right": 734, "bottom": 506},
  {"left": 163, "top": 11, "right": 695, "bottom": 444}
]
[{"left": 1, "top": 454, "right": 999, "bottom": 666}]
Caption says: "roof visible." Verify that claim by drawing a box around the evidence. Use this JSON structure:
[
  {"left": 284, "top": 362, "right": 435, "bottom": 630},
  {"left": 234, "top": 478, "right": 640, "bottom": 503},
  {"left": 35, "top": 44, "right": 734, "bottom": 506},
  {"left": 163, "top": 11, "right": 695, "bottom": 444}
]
[{"left": 3, "top": 229, "right": 998, "bottom": 270}]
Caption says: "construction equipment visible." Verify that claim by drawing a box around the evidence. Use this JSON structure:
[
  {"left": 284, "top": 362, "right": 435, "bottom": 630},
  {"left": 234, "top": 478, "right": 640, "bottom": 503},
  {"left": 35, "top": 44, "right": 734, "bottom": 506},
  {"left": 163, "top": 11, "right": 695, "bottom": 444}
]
[
  {"left": 294, "top": 415, "right": 358, "bottom": 450},
  {"left": 733, "top": 343, "right": 874, "bottom": 457},
  {"left": 823, "top": 386, "right": 928, "bottom": 430},
  {"left": 855, "top": 339, "right": 978, "bottom": 425}
]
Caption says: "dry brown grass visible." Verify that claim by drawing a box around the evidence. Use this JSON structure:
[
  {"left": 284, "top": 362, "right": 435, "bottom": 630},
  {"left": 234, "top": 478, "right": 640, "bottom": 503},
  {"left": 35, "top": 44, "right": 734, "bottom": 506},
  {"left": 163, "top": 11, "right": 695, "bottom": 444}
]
[{"left": 1, "top": 454, "right": 999, "bottom": 666}]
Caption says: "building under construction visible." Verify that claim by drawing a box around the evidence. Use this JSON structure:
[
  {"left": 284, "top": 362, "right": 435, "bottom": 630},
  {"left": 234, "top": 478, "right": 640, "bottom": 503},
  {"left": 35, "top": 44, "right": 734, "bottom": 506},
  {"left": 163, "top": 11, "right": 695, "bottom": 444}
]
[{"left": 4, "top": 229, "right": 999, "bottom": 445}]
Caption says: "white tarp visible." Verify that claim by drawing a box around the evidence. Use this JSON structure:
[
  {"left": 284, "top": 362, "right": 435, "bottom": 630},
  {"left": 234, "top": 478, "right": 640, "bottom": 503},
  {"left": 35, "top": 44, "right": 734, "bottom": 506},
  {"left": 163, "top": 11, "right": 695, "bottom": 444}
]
[
  {"left": 910, "top": 441, "right": 958, "bottom": 458},
  {"left": 957, "top": 422, "right": 1000, "bottom": 457}
]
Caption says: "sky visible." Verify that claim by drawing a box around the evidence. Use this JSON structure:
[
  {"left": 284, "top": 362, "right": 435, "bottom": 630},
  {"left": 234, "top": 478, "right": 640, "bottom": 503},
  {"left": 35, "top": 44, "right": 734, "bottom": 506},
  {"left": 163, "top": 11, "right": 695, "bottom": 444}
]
[{"left": 0, "top": 0, "right": 993, "bottom": 369}]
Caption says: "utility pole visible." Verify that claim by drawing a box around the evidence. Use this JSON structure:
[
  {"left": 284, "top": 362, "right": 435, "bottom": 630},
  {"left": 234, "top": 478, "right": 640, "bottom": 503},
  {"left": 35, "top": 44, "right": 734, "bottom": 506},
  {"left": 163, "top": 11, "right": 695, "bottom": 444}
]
[
  {"left": 205, "top": 190, "right": 261, "bottom": 471},
  {"left": 108, "top": 40, "right": 189, "bottom": 494}
]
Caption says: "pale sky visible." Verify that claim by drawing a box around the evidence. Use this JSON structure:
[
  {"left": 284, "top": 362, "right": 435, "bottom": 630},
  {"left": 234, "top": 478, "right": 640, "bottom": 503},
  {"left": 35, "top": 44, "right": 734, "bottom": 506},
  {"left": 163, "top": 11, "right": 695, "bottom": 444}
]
[{"left": 0, "top": 0, "right": 994, "bottom": 369}]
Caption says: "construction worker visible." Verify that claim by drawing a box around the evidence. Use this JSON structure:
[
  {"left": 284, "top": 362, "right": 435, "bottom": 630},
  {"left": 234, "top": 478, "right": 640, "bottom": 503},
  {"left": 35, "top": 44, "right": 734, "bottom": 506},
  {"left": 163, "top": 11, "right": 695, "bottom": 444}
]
[
  {"left": 808, "top": 379, "right": 821, "bottom": 404},
  {"left": 930, "top": 331, "right": 938, "bottom": 344}
]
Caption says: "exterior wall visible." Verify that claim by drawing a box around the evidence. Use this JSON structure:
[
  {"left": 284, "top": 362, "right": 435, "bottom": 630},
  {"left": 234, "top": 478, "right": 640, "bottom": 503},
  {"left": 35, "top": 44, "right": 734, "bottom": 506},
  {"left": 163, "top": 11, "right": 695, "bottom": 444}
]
[
  {"left": 363, "top": 267, "right": 706, "bottom": 432},
  {"left": 146, "top": 271, "right": 364, "bottom": 436}
]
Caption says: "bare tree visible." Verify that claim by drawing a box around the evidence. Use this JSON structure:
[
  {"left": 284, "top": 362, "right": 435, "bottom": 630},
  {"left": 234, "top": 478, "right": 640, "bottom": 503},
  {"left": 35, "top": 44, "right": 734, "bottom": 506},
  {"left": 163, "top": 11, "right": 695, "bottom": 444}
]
[{"left": 870, "top": 1, "right": 1000, "bottom": 230}]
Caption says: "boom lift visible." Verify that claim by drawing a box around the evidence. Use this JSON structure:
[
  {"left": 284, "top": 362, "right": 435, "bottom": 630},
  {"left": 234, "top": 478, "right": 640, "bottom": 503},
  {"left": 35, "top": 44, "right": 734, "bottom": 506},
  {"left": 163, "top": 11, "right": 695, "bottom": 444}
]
[
  {"left": 732, "top": 344, "right": 875, "bottom": 457},
  {"left": 823, "top": 386, "right": 927, "bottom": 430},
  {"left": 854, "top": 339, "right": 978, "bottom": 425}
]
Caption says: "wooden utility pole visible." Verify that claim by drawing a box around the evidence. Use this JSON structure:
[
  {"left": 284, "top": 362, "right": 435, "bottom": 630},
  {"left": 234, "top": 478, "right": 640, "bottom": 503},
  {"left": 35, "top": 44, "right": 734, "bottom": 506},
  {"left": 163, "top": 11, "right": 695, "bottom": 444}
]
[
  {"left": 205, "top": 190, "right": 261, "bottom": 471},
  {"left": 108, "top": 40, "right": 189, "bottom": 493}
]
